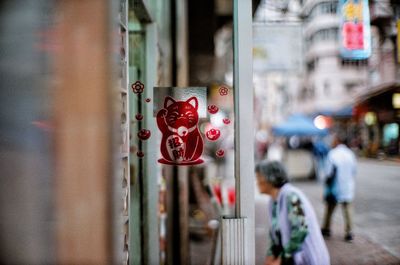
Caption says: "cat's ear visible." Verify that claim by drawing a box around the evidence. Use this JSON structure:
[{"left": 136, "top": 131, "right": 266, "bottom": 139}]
[
  {"left": 164, "top": 96, "right": 176, "bottom": 108},
  {"left": 186, "top": 97, "right": 198, "bottom": 109}
]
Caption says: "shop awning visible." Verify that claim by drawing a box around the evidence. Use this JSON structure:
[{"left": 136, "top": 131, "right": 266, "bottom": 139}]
[
  {"left": 313, "top": 105, "right": 353, "bottom": 118},
  {"left": 272, "top": 114, "right": 329, "bottom": 137},
  {"left": 355, "top": 81, "right": 400, "bottom": 105}
]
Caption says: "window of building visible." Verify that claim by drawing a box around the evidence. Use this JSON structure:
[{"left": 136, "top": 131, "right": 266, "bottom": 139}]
[
  {"left": 309, "top": 1, "right": 339, "bottom": 19},
  {"left": 344, "top": 82, "right": 358, "bottom": 93},
  {"left": 307, "top": 60, "right": 315, "bottom": 72},
  {"left": 309, "top": 85, "right": 316, "bottom": 98},
  {"left": 306, "top": 57, "right": 319, "bottom": 73},
  {"left": 382, "top": 123, "right": 399, "bottom": 147},
  {"left": 340, "top": 58, "right": 368, "bottom": 68},
  {"left": 323, "top": 80, "right": 331, "bottom": 95},
  {"left": 306, "top": 27, "right": 339, "bottom": 48},
  {"left": 300, "top": 87, "right": 308, "bottom": 100}
]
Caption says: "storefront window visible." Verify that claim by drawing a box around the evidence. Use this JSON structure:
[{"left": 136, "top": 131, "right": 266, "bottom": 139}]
[{"left": 382, "top": 123, "right": 399, "bottom": 147}]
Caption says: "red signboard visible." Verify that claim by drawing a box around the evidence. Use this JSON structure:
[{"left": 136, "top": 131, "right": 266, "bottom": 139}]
[{"left": 342, "top": 22, "right": 364, "bottom": 50}]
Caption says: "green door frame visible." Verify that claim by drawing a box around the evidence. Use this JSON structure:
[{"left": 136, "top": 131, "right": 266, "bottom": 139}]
[{"left": 128, "top": 4, "right": 160, "bottom": 265}]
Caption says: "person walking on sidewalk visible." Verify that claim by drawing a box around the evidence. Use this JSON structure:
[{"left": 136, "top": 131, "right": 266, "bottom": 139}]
[
  {"left": 321, "top": 134, "right": 357, "bottom": 242},
  {"left": 256, "top": 161, "right": 330, "bottom": 265}
]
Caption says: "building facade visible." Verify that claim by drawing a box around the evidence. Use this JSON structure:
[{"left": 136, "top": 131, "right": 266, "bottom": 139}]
[
  {"left": 253, "top": 0, "right": 304, "bottom": 132},
  {"left": 300, "top": 0, "right": 369, "bottom": 114},
  {"left": 352, "top": 0, "right": 400, "bottom": 157}
]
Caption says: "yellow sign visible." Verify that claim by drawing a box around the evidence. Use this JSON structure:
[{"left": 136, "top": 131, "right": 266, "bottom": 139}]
[{"left": 343, "top": 0, "right": 363, "bottom": 21}]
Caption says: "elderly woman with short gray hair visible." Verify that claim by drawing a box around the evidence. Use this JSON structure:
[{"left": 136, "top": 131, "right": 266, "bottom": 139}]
[{"left": 256, "top": 161, "right": 330, "bottom": 265}]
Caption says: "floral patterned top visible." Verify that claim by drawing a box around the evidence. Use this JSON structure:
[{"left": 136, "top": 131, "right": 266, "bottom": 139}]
[{"left": 268, "top": 192, "right": 309, "bottom": 259}]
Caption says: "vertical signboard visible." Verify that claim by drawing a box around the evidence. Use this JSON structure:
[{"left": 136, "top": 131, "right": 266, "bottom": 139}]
[{"left": 339, "top": 0, "right": 371, "bottom": 59}]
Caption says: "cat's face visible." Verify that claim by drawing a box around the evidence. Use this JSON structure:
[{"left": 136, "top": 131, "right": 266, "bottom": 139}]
[{"left": 164, "top": 96, "right": 199, "bottom": 129}]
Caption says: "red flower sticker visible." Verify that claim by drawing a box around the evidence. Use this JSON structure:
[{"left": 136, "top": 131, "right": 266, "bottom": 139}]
[
  {"left": 131, "top": 81, "right": 144, "bottom": 94},
  {"left": 219, "top": 86, "right": 229, "bottom": 96},
  {"left": 137, "top": 151, "right": 144, "bottom": 158},
  {"left": 137, "top": 129, "right": 151, "bottom": 140},
  {"left": 216, "top": 149, "right": 225, "bottom": 157},
  {"left": 145, "top": 98, "right": 151, "bottom": 103},
  {"left": 223, "top": 118, "right": 231, "bottom": 125},
  {"left": 207, "top": 105, "right": 219, "bottom": 114},
  {"left": 135, "top": 114, "right": 143, "bottom": 121},
  {"left": 206, "top": 128, "right": 221, "bottom": 141}
]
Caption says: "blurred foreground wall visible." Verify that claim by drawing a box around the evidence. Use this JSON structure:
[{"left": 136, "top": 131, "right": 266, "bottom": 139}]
[
  {"left": 0, "top": 1, "right": 56, "bottom": 263},
  {"left": 0, "top": 0, "right": 119, "bottom": 264}
]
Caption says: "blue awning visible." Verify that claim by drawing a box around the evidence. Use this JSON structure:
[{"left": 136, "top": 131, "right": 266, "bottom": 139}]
[
  {"left": 272, "top": 114, "right": 329, "bottom": 137},
  {"left": 314, "top": 106, "right": 353, "bottom": 118}
]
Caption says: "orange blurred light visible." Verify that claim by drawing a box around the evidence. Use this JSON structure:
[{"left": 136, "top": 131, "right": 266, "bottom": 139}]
[{"left": 313, "top": 115, "right": 331, "bottom": 130}]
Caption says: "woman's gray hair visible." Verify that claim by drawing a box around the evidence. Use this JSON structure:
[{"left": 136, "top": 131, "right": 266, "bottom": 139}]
[{"left": 255, "top": 160, "right": 289, "bottom": 188}]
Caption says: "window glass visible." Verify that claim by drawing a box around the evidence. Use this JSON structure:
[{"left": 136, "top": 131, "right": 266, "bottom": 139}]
[
  {"left": 309, "top": 1, "right": 339, "bottom": 18},
  {"left": 307, "top": 27, "right": 339, "bottom": 48},
  {"left": 383, "top": 123, "right": 399, "bottom": 147}
]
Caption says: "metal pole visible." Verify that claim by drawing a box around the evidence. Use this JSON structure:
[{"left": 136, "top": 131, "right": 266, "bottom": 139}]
[
  {"left": 144, "top": 22, "right": 160, "bottom": 265},
  {"left": 232, "top": 0, "right": 255, "bottom": 263}
]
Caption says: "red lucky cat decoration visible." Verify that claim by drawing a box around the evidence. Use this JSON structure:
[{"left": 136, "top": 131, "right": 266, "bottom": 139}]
[{"left": 156, "top": 96, "right": 204, "bottom": 165}]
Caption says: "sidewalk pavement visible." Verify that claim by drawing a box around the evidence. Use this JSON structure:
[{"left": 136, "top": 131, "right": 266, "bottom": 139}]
[
  {"left": 190, "top": 226, "right": 400, "bottom": 265},
  {"left": 294, "top": 164, "right": 400, "bottom": 265},
  {"left": 190, "top": 158, "right": 400, "bottom": 265},
  {"left": 191, "top": 199, "right": 400, "bottom": 265},
  {"left": 324, "top": 228, "right": 400, "bottom": 265}
]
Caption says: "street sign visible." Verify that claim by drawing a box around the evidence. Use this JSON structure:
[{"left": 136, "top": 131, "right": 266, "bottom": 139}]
[{"left": 339, "top": 0, "right": 371, "bottom": 59}]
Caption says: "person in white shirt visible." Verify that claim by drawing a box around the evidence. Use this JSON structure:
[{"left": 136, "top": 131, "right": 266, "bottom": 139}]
[{"left": 321, "top": 134, "right": 357, "bottom": 242}]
